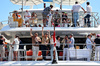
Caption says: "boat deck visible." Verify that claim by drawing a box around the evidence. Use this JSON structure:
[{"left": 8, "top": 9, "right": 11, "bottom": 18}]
[{"left": 0, "top": 61, "right": 100, "bottom": 66}]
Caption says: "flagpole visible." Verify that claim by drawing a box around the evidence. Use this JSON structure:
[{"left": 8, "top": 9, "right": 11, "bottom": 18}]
[
  {"left": 61, "top": 0, "right": 62, "bottom": 26},
  {"left": 22, "top": 0, "right": 24, "bottom": 27},
  {"left": 54, "top": 22, "right": 55, "bottom": 31}
]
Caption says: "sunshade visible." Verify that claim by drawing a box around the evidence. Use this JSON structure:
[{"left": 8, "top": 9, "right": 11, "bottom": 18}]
[
  {"left": 11, "top": 0, "right": 87, "bottom": 5},
  {"left": 10, "top": 0, "right": 43, "bottom": 5},
  {"left": 53, "top": 0, "right": 87, "bottom": 5}
]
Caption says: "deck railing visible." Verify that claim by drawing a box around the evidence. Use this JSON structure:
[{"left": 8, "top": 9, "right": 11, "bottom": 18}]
[
  {"left": 2, "top": 11, "right": 98, "bottom": 28},
  {"left": 1, "top": 43, "right": 100, "bottom": 61}
]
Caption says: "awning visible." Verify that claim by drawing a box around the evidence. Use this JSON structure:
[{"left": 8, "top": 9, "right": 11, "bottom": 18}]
[
  {"left": 10, "top": 0, "right": 43, "bottom": 5},
  {"left": 10, "top": 0, "right": 87, "bottom": 6},
  {"left": 53, "top": 0, "right": 87, "bottom": 5}
]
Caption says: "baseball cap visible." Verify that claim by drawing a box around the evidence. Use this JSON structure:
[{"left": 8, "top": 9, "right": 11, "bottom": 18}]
[{"left": 97, "top": 34, "right": 100, "bottom": 37}]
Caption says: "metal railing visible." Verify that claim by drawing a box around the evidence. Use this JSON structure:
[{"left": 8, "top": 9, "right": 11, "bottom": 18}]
[
  {"left": 0, "top": 43, "right": 100, "bottom": 61},
  {"left": 2, "top": 11, "right": 98, "bottom": 28}
]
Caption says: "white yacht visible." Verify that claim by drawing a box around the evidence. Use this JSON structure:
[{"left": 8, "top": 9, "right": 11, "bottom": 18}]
[
  {"left": 0, "top": 0, "right": 99, "bottom": 44},
  {"left": 0, "top": 0, "right": 100, "bottom": 65}
]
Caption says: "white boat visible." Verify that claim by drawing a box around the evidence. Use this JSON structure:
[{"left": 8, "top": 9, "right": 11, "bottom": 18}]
[
  {"left": 0, "top": 0, "right": 100, "bottom": 65},
  {"left": 0, "top": 8, "right": 99, "bottom": 44}
]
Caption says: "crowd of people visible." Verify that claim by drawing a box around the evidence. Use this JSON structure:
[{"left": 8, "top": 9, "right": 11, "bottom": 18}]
[
  {"left": 0, "top": 27, "right": 100, "bottom": 62},
  {"left": 12, "top": 2, "right": 92, "bottom": 27},
  {"left": 12, "top": 10, "right": 38, "bottom": 27},
  {"left": 42, "top": 1, "right": 92, "bottom": 27},
  {"left": 1, "top": 1, "right": 98, "bottom": 64}
]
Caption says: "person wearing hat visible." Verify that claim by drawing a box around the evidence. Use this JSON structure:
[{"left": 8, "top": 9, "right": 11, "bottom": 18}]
[
  {"left": 86, "top": 34, "right": 94, "bottom": 49},
  {"left": 69, "top": 34, "right": 75, "bottom": 49},
  {"left": 53, "top": 9, "right": 61, "bottom": 27},
  {"left": 94, "top": 34, "right": 100, "bottom": 46},
  {"left": 42, "top": 5, "right": 53, "bottom": 27},
  {"left": 30, "top": 28, "right": 41, "bottom": 61},
  {"left": 41, "top": 26, "right": 50, "bottom": 60},
  {"left": 94, "top": 34, "right": 100, "bottom": 60}
]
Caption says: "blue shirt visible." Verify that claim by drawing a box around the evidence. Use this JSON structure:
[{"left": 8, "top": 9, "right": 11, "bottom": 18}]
[
  {"left": 42, "top": 7, "right": 51, "bottom": 16},
  {"left": 69, "top": 37, "right": 75, "bottom": 48},
  {"left": 86, "top": 38, "right": 93, "bottom": 49}
]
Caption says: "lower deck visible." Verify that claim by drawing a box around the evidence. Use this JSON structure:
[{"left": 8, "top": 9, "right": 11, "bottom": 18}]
[{"left": 0, "top": 61, "right": 100, "bottom": 66}]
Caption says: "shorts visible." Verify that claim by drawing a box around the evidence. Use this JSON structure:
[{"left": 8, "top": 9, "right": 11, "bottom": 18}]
[{"left": 42, "top": 14, "right": 47, "bottom": 19}]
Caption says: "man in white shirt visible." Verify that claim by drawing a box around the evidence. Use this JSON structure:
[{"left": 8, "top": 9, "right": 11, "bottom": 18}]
[
  {"left": 84, "top": 2, "right": 92, "bottom": 27},
  {"left": 72, "top": 2, "right": 85, "bottom": 27},
  {"left": 24, "top": 10, "right": 31, "bottom": 22}
]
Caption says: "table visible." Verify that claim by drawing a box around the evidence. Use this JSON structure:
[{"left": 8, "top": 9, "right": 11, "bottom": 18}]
[{"left": 67, "top": 49, "right": 92, "bottom": 61}]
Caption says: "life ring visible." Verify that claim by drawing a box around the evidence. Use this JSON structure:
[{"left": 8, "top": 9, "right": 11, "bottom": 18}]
[{"left": 67, "top": 18, "right": 71, "bottom": 23}]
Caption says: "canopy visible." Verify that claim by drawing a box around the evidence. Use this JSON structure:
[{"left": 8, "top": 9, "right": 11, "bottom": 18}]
[
  {"left": 11, "top": 0, "right": 87, "bottom": 6},
  {"left": 10, "top": 0, "right": 43, "bottom": 5},
  {"left": 53, "top": 0, "right": 87, "bottom": 5}
]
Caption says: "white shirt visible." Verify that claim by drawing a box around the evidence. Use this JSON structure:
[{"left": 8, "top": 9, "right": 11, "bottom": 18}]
[
  {"left": 13, "top": 38, "right": 20, "bottom": 51},
  {"left": 86, "top": 5, "right": 92, "bottom": 14},
  {"left": 72, "top": 4, "right": 82, "bottom": 12},
  {"left": 14, "top": 38, "right": 20, "bottom": 44},
  {"left": 91, "top": 36, "right": 95, "bottom": 41},
  {"left": 24, "top": 12, "right": 31, "bottom": 18},
  {"left": 50, "top": 38, "right": 57, "bottom": 45},
  {"left": 50, "top": 38, "right": 55, "bottom": 44},
  {"left": 56, "top": 40, "right": 60, "bottom": 47}
]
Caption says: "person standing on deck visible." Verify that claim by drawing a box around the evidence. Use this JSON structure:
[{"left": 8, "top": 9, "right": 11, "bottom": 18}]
[
  {"left": 41, "top": 26, "right": 50, "bottom": 60},
  {"left": 69, "top": 34, "right": 75, "bottom": 49},
  {"left": 86, "top": 34, "right": 94, "bottom": 49},
  {"left": 13, "top": 35, "right": 20, "bottom": 61},
  {"left": 0, "top": 36, "right": 4, "bottom": 61},
  {"left": 94, "top": 34, "right": 100, "bottom": 46},
  {"left": 62, "top": 35, "right": 70, "bottom": 60},
  {"left": 84, "top": 2, "right": 92, "bottom": 27},
  {"left": 50, "top": 24, "right": 58, "bottom": 64},
  {"left": 42, "top": 5, "right": 53, "bottom": 27},
  {"left": 94, "top": 34, "right": 100, "bottom": 60},
  {"left": 30, "top": 28, "right": 41, "bottom": 61},
  {"left": 72, "top": 2, "right": 86, "bottom": 27}
]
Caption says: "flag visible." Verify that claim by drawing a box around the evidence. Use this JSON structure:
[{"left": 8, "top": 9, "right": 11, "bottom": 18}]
[
  {"left": 53, "top": 31, "right": 56, "bottom": 47},
  {"left": 43, "top": 0, "right": 53, "bottom": 2}
]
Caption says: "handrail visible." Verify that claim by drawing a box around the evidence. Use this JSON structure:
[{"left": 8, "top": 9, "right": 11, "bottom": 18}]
[
  {"left": 1, "top": 43, "right": 100, "bottom": 61},
  {"left": 0, "top": 12, "right": 99, "bottom": 28}
]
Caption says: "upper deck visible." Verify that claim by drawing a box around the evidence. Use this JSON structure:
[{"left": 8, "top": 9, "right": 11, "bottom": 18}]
[{"left": 6, "top": 9, "right": 100, "bottom": 28}]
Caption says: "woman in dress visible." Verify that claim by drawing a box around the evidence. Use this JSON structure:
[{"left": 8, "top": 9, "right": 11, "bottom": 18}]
[{"left": 13, "top": 35, "right": 20, "bottom": 61}]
